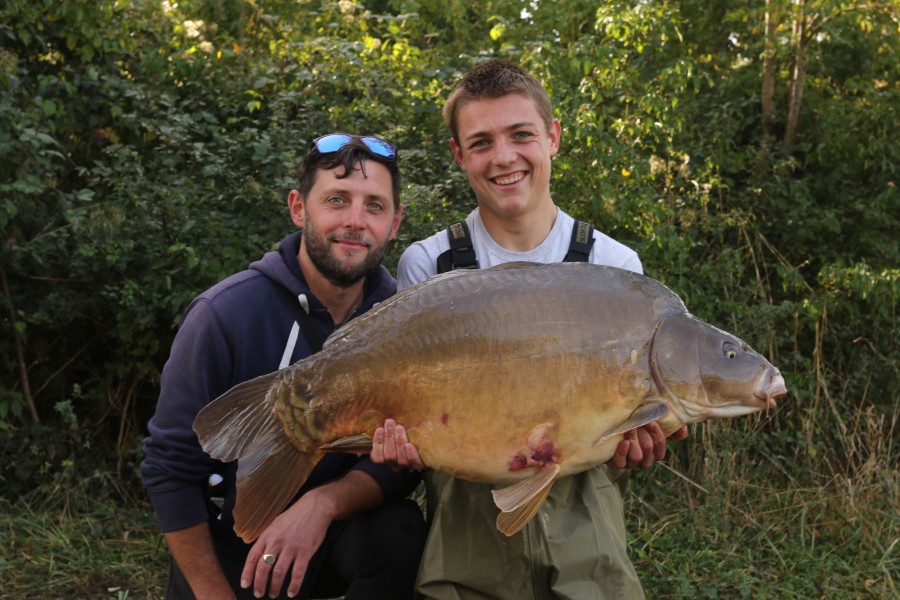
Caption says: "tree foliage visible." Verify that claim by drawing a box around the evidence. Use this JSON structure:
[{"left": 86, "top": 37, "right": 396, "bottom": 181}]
[{"left": 1, "top": 0, "right": 897, "bottom": 513}]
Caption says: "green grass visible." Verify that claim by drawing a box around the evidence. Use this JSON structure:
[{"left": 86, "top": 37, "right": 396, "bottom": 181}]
[
  {"left": 2, "top": 410, "right": 897, "bottom": 599},
  {"left": 1, "top": 494, "right": 167, "bottom": 599},
  {"left": 3, "top": 463, "right": 894, "bottom": 599},
  {"left": 629, "top": 477, "right": 897, "bottom": 598},
  {"left": 627, "top": 416, "right": 899, "bottom": 599}
]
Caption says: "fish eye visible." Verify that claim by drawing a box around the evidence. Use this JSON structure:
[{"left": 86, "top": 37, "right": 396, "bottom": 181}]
[
  {"left": 725, "top": 350, "right": 738, "bottom": 359},
  {"left": 723, "top": 343, "right": 739, "bottom": 359}
]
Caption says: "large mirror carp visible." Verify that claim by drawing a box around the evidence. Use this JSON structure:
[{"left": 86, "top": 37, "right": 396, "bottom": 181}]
[{"left": 195, "top": 262, "right": 787, "bottom": 542}]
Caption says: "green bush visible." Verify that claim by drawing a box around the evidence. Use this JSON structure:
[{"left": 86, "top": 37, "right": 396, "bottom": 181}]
[{"left": 0, "top": 3, "right": 896, "bottom": 594}]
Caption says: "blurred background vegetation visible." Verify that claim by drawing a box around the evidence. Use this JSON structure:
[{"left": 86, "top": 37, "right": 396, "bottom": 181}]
[{"left": 1, "top": 0, "right": 897, "bottom": 597}]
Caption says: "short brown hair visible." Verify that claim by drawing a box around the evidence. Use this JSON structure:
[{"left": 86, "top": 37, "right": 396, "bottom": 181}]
[{"left": 442, "top": 59, "right": 554, "bottom": 144}]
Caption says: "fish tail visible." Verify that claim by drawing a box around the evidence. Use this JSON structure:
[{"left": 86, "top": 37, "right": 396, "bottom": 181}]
[
  {"left": 232, "top": 437, "right": 318, "bottom": 542},
  {"left": 194, "top": 371, "right": 320, "bottom": 542}
]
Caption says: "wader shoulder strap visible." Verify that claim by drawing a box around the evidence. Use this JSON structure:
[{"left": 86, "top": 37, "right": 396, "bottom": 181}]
[
  {"left": 436, "top": 220, "right": 478, "bottom": 274},
  {"left": 563, "top": 220, "right": 595, "bottom": 263},
  {"left": 437, "top": 219, "right": 595, "bottom": 272}
]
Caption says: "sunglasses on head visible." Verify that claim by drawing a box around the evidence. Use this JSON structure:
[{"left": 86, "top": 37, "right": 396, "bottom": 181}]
[{"left": 313, "top": 134, "right": 397, "bottom": 159}]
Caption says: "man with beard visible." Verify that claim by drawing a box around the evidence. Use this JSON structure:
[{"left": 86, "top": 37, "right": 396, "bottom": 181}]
[{"left": 141, "top": 134, "right": 426, "bottom": 600}]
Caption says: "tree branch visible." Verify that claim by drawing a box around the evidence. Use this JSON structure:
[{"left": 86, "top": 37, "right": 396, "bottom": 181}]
[
  {"left": 1, "top": 269, "right": 39, "bottom": 423},
  {"left": 761, "top": 0, "right": 778, "bottom": 147},
  {"left": 784, "top": 0, "right": 809, "bottom": 153}
]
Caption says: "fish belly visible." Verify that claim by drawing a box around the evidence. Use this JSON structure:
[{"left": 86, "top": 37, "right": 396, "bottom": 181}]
[{"left": 303, "top": 343, "right": 649, "bottom": 485}]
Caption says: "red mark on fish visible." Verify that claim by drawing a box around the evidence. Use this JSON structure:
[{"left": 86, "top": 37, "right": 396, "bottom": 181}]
[{"left": 507, "top": 423, "right": 559, "bottom": 472}]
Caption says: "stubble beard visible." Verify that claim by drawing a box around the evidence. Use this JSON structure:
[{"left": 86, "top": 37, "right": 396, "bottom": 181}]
[{"left": 303, "top": 218, "right": 389, "bottom": 288}]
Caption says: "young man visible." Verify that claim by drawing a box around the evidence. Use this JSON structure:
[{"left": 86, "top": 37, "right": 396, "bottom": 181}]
[
  {"left": 141, "top": 134, "right": 426, "bottom": 600},
  {"left": 374, "top": 60, "right": 687, "bottom": 599}
]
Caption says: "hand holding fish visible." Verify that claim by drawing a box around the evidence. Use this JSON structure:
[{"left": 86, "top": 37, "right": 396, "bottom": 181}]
[
  {"left": 372, "top": 419, "right": 425, "bottom": 472},
  {"left": 609, "top": 423, "right": 689, "bottom": 470}
]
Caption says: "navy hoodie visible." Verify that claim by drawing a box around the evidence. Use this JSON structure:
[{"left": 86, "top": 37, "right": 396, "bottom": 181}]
[{"left": 141, "top": 231, "right": 420, "bottom": 556}]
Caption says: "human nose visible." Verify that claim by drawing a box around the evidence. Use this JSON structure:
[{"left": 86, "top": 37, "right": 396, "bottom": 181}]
[
  {"left": 344, "top": 200, "right": 366, "bottom": 230},
  {"left": 491, "top": 138, "right": 517, "bottom": 167}
]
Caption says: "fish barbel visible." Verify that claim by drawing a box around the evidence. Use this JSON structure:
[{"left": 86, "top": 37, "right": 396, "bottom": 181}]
[{"left": 194, "top": 262, "right": 787, "bottom": 541}]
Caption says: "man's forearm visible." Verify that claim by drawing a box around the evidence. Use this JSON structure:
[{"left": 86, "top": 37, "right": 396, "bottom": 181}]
[
  {"left": 165, "top": 522, "right": 236, "bottom": 600},
  {"left": 303, "top": 468, "right": 385, "bottom": 521}
]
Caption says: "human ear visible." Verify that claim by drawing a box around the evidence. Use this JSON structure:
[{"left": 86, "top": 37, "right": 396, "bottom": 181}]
[
  {"left": 548, "top": 119, "right": 561, "bottom": 157},
  {"left": 287, "top": 190, "right": 306, "bottom": 228},
  {"left": 449, "top": 137, "right": 466, "bottom": 171}
]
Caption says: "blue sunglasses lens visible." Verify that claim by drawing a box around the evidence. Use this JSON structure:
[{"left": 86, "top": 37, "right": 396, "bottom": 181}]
[
  {"left": 314, "top": 134, "right": 352, "bottom": 154},
  {"left": 360, "top": 136, "right": 396, "bottom": 158},
  {"left": 313, "top": 134, "right": 396, "bottom": 159}
]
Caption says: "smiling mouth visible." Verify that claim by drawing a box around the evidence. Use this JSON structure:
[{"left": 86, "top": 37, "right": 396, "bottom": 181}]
[
  {"left": 329, "top": 233, "right": 372, "bottom": 252},
  {"left": 492, "top": 172, "right": 526, "bottom": 186}
]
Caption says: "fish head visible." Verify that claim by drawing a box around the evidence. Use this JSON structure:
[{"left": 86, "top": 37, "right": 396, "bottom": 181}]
[{"left": 650, "top": 314, "right": 787, "bottom": 423}]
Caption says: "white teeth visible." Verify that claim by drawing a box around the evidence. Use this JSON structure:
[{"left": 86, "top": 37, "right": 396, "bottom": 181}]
[{"left": 493, "top": 172, "right": 524, "bottom": 185}]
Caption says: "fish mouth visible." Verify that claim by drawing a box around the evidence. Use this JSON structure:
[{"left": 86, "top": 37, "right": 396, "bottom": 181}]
[{"left": 754, "top": 367, "right": 787, "bottom": 410}]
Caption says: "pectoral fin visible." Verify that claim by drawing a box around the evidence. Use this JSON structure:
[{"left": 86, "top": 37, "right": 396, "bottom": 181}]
[
  {"left": 320, "top": 434, "right": 373, "bottom": 453},
  {"left": 492, "top": 463, "right": 560, "bottom": 536},
  {"left": 592, "top": 401, "right": 669, "bottom": 447}
]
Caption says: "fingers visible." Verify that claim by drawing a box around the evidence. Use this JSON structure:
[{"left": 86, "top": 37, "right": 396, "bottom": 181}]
[
  {"left": 243, "top": 544, "right": 287, "bottom": 598},
  {"left": 243, "top": 544, "right": 310, "bottom": 598},
  {"left": 273, "top": 551, "right": 312, "bottom": 599},
  {"left": 384, "top": 419, "right": 401, "bottom": 466},
  {"left": 287, "top": 555, "right": 312, "bottom": 598},
  {"left": 606, "top": 424, "right": 677, "bottom": 470},
  {"left": 646, "top": 422, "right": 668, "bottom": 463},
  {"left": 371, "top": 419, "right": 425, "bottom": 472},
  {"left": 628, "top": 423, "right": 666, "bottom": 468},
  {"left": 241, "top": 546, "right": 259, "bottom": 592},
  {"left": 242, "top": 543, "right": 275, "bottom": 597},
  {"left": 668, "top": 425, "right": 689, "bottom": 442},
  {"left": 256, "top": 550, "right": 284, "bottom": 598},
  {"left": 628, "top": 427, "right": 652, "bottom": 468},
  {"left": 390, "top": 422, "right": 422, "bottom": 470},
  {"left": 371, "top": 420, "right": 400, "bottom": 466},
  {"left": 608, "top": 438, "right": 632, "bottom": 469},
  {"left": 371, "top": 425, "right": 386, "bottom": 463},
  {"left": 373, "top": 419, "right": 401, "bottom": 471},
  {"left": 402, "top": 437, "right": 426, "bottom": 471}
]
